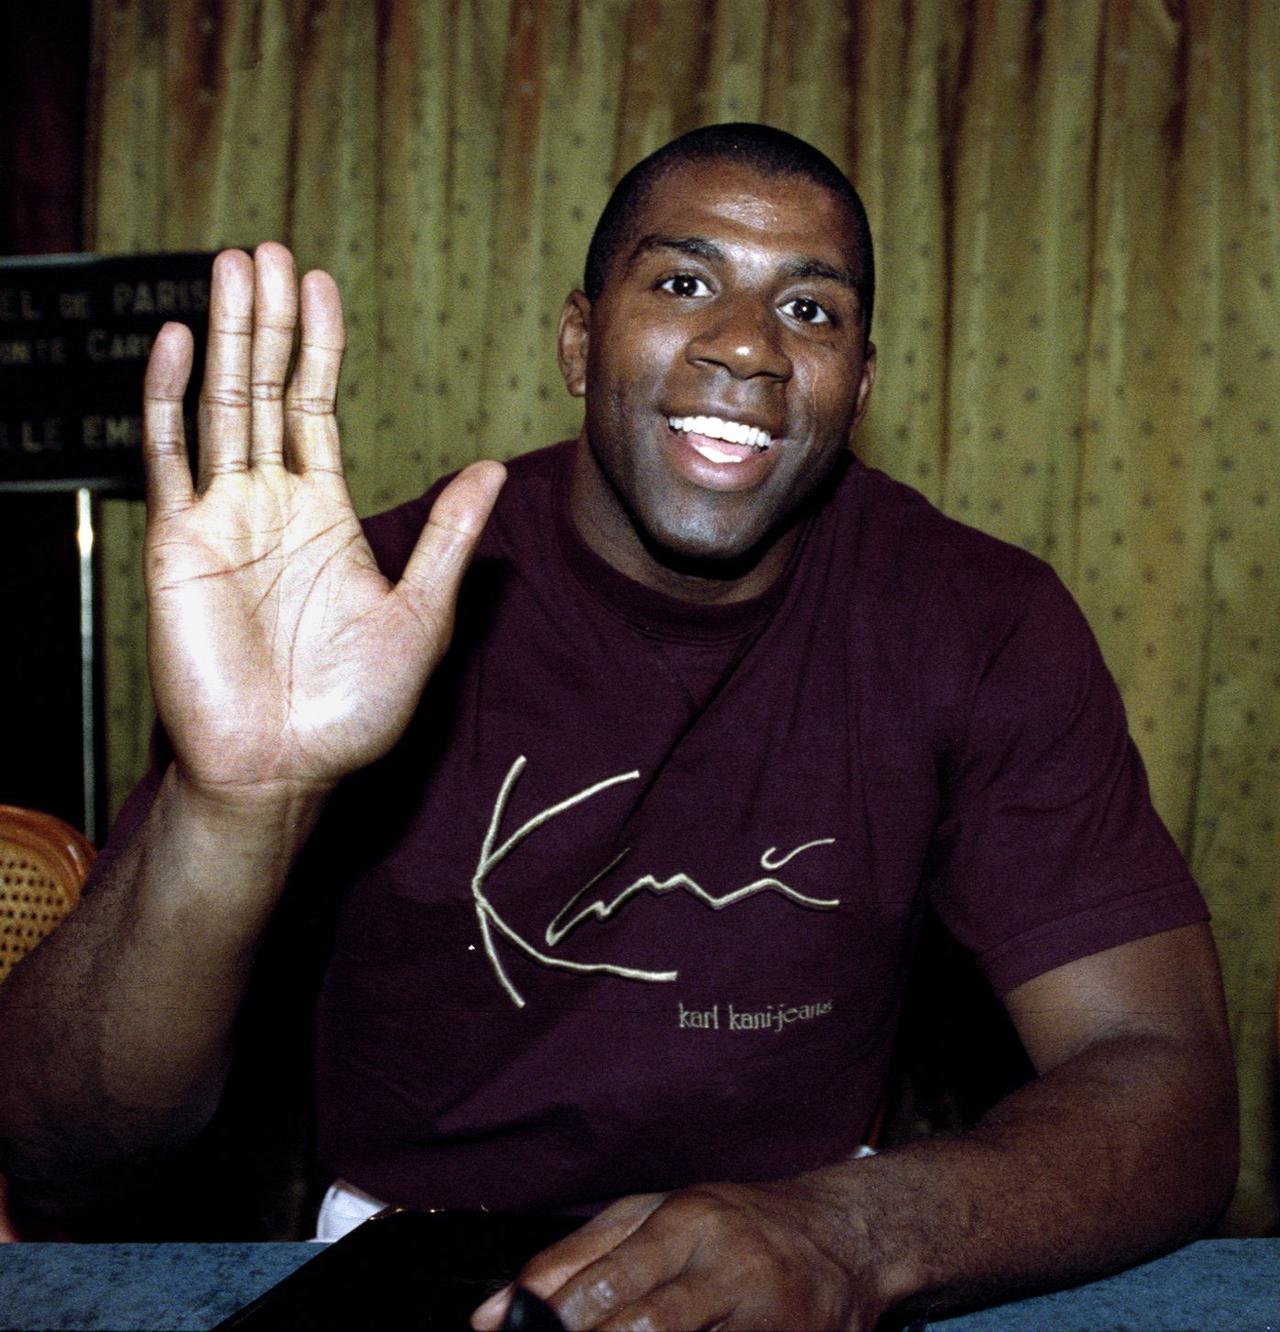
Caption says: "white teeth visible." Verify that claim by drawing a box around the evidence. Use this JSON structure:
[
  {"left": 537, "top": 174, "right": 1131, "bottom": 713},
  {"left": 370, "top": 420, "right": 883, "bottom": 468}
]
[{"left": 668, "top": 415, "right": 772, "bottom": 452}]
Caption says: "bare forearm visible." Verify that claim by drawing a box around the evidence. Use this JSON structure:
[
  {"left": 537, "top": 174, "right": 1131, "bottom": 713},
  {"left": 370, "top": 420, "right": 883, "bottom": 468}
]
[
  {"left": 478, "top": 1028, "right": 1236, "bottom": 1332},
  {"left": 474, "top": 930, "right": 1237, "bottom": 1331},
  {"left": 0, "top": 764, "right": 328, "bottom": 1215},
  {"left": 817, "top": 1030, "right": 1238, "bottom": 1320}
]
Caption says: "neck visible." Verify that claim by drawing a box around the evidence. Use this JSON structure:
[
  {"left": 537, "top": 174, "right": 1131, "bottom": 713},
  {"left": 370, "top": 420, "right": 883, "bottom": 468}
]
[{"left": 568, "top": 439, "right": 800, "bottom": 604}]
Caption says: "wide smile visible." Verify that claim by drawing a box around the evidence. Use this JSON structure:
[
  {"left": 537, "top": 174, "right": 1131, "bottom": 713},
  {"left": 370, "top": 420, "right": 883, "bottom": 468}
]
[
  {"left": 667, "top": 414, "right": 773, "bottom": 464},
  {"left": 661, "top": 413, "right": 782, "bottom": 493}
]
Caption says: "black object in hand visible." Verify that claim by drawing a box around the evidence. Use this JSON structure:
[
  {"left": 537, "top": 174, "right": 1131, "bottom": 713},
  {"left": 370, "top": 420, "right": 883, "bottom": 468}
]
[
  {"left": 501, "top": 1285, "right": 567, "bottom": 1332},
  {"left": 213, "top": 1208, "right": 580, "bottom": 1330}
]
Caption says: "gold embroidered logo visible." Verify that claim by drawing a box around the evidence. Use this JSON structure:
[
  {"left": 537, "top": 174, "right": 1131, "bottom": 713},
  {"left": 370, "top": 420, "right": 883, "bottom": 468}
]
[{"left": 470, "top": 756, "right": 840, "bottom": 1007}]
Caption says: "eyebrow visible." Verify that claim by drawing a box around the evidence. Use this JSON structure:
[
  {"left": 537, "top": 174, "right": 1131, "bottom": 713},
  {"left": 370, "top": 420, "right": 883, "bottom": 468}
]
[
  {"left": 627, "top": 233, "right": 862, "bottom": 293},
  {"left": 627, "top": 234, "right": 727, "bottom": 269},
  {"left": 780, "top": 257, "right": 862, "bottom": 291}
]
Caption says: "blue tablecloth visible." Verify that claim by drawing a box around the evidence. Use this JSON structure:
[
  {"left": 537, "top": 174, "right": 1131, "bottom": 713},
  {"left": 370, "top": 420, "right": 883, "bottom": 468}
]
[{"left": 0, "top": 1238, "right": 1275, "bottom": 1330}]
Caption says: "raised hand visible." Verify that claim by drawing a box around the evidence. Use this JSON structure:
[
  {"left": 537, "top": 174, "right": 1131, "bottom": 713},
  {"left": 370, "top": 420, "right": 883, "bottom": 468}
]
[{"left": 142, "top": 243, "right": 504, "bottom": 805}]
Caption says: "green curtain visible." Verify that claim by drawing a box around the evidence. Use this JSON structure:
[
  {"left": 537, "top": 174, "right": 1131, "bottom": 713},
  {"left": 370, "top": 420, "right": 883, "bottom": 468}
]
[{"left": 87, "top": 0, "right": 1279, "bottom": 1235}]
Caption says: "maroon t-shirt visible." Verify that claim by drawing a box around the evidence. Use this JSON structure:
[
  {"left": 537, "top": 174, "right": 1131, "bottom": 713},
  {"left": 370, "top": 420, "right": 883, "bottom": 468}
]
[{"left": 293, "top": 440, "right": 1206, "bottom": 1213}]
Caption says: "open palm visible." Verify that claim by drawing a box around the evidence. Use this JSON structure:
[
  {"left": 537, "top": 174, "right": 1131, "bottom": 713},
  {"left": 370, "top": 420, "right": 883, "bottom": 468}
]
[{"left": 142, "top": 245, "right": 503, "bottom": 800}]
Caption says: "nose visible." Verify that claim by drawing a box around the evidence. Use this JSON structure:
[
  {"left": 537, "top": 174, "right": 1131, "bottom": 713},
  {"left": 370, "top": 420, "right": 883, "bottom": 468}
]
[{"left": 686, "top": 295, "right": 792, "bottom": 382}]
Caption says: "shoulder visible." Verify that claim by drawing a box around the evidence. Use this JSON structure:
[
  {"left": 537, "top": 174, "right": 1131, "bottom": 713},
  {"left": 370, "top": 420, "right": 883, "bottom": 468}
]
[
  {"left": 844, "top": 460, "right": 1059, "bottom": 611},
  {"left": 359, "top": 441, "right": 574, "bottom": 581},
  {"left": 834, "top": 460, "right": 1085, "bottom": 695}
]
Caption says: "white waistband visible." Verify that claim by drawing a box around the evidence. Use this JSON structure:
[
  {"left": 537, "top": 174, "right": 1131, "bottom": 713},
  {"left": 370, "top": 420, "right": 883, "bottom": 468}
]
[{"left": 313, "top": 1178, "right": 389, "bottom": 1241}]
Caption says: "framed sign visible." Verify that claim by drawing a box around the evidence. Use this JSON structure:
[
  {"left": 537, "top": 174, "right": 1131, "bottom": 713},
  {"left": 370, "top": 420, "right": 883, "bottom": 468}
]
[
  {"left": 0, "top": 251, "right": 215, "bottom": 495},
  {"left": 0, "top": 252, "right": 218, "bottom": 839}
]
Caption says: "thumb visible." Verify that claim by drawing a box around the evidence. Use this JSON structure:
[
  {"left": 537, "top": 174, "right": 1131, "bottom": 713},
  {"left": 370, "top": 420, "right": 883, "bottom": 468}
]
[{"left": 397, "top": 459, "right": 506, "bottom": 629}]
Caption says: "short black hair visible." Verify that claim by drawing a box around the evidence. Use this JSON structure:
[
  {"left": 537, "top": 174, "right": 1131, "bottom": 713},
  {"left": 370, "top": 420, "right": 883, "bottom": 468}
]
[{"left": 583, "top": 122, "right": 875, "bottom": 337}]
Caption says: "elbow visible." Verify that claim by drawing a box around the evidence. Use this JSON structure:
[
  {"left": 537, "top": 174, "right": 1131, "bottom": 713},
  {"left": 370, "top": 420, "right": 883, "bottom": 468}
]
[
  {"left": 0, "top": 1129, "right": 194, "bottom": 1228},
  {"left": 0, "top": 1130, "right": 107, "bottom": 1226},
  {"left": 0, "top": 1096, "right": 218, "bottom": 1227},
  {"left": 1202, "top": 1074, "right": 1240, "bottom": 1232},
  {"left": 1179, "top": 1040, "right": 1240, "bottom": 1239}
]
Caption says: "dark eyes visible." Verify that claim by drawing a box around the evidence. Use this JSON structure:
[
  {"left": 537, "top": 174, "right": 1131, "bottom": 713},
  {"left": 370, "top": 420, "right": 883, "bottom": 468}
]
[
  {"left": 657, "top": 275, "right": 833, "bottom": 326},
  {"left": 779, "top": 297, "right": 830, "bottom": 326},
  {"left": 659, "top": 273, "right": 711, "bottom": 298}
]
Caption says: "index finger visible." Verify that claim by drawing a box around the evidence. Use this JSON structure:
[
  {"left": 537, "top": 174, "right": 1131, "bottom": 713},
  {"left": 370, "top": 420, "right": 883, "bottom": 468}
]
[{"left": 142, "top": 320, "right": 195, "bottom": 519}]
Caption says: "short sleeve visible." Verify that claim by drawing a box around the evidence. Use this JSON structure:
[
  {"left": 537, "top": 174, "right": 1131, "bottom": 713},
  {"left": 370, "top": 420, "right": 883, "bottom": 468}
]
[{"left": 927, "top": 567, "right": 1208, "bottom": 996}]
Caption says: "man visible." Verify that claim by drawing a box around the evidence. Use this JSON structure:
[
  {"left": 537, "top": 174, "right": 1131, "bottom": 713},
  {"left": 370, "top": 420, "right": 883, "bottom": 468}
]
[{"left": 0, "top": 125, "right": 1236, "bottom": 1329}]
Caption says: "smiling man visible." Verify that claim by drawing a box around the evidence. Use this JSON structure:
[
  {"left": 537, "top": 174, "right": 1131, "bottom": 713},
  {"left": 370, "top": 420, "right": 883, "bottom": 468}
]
[
  {"left": 561, "top": 145, "right": 874, "bottom": 595},
  {"left": 0, "top": 125, "right": 1236, "bottom": 1330}
]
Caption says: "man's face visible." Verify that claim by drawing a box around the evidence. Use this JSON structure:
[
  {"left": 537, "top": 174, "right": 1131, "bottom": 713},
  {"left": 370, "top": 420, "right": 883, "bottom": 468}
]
[{"left": 559, "top": 158, "right": 876, "bottom": 595}]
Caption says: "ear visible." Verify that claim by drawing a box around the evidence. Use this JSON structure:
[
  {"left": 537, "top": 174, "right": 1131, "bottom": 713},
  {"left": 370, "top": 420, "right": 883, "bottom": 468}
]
[
  {"left": 557, "top": 291, "right": 592, "bottom": 398},
  {"left": 848, "top": 340, "right": 877, "bottom": 438}
]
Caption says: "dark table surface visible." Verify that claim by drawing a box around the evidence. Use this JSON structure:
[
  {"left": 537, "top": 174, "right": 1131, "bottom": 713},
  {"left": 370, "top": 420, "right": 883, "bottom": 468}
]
[{"left": 0, "top": 1237, "right": 1276, "bottom": 1330}]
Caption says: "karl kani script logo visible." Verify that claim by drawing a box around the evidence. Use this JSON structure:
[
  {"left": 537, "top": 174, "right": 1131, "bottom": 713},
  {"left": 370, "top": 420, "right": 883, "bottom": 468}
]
[{"left": 470, "top": 756, "right": 840, "bottom": 1007}]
